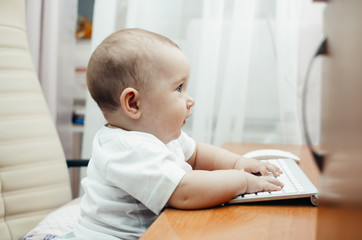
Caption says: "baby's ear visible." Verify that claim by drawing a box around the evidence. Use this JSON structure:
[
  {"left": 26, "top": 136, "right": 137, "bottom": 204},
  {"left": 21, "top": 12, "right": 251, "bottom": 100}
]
[{"left": 120, "top": 87, "right": 141, "bottom": 119}]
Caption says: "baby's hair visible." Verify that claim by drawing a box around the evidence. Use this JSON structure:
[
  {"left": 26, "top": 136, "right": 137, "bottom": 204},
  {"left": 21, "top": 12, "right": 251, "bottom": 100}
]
[{"left": 86, "top": 28, "right": 179, "bottom": 112}]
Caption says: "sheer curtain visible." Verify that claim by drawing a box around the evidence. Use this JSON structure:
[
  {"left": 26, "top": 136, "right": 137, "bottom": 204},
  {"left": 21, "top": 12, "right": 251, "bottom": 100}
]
[
  {"left": 26, "top": 0, "right": 77, "bottom": 158},
  {"left": 189, "top": 1, "right": 256, "bottom": 145},
  {"left": 82, "top": 0, "right": 325, "bottom": 158}
]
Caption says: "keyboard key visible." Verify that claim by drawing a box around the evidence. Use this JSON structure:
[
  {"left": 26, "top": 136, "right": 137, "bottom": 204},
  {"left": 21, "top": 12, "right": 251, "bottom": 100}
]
[
  {"left": 270, "top": 190, "right": 283, "bottom": 195},
  {"left": 257, "top": 192, "right": 270, "bottom": 196},
  {"left": 243, "top": 193, "right": 257, "bottom": 198},
  {"left": 283, "top": 187, "right": 297, "bottom": 193}
]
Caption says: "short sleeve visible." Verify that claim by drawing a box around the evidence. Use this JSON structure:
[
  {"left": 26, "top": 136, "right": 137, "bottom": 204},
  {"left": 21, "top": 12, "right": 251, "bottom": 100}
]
[
  {"left": 176, "top": 131, "right": 196, "bottom": 161},
  {"left": 104, "top": 134, "right": 191, "bottom": 215}
]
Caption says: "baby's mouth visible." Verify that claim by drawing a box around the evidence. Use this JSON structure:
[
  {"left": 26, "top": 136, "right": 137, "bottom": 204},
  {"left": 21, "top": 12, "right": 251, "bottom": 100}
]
[
  {"left": 185, "top": 112, "right": 192, "bottom": 120},
  {"left": 183, "top": 112, "right": 192, "bottom": 125}
]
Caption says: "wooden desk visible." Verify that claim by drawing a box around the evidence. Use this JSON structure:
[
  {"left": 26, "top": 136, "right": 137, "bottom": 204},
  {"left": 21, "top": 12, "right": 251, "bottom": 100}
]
[{"left": 141, "top": 143, "right": 320, "bottom": 240}]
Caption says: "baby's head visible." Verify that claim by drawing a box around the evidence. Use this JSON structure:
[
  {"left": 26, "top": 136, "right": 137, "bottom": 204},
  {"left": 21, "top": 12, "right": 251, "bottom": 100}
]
[
  {"left": 87, "top": 28, "right": 195, "bottom": 143},
  {"left": 87, "top": 28, "right": 179, "bottom": 112}
]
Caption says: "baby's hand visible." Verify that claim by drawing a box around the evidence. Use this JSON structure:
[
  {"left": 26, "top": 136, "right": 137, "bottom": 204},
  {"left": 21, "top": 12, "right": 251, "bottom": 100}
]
[
  {"left": 245, "top": 173, "right": 284, "bottom": 193},
  {"left": 234, "top": 157, "right": 282, "bottom": 177}
]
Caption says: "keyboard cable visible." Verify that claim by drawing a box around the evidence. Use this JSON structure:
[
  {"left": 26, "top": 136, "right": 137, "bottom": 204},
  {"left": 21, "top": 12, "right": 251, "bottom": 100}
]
[{"left": 301, "top": 36, "right": 328, "bottom": 172}]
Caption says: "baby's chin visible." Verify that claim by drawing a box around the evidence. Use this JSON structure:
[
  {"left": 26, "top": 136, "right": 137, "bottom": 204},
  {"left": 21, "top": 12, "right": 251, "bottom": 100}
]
[{"left": 163, "top": 130, "right": 182, "bottom": 144}]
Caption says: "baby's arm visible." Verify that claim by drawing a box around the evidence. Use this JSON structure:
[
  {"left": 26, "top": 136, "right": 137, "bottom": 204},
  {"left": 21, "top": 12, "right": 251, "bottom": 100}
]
[
  {"left": 167, "top": 143, "right": 284, "bottom": 209},
  {"left": 168, "top": 169, "right": 247, "bottom": 209},
  {"left": 168, "top": 169, "right": 282, "bottom": 209},
  {"left": 189, "top": 142, "right": 282, "bottom": 176}
]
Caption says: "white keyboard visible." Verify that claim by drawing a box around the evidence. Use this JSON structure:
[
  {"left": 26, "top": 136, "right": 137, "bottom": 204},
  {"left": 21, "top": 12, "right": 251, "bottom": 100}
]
[{"left": 228, "top": 158, "right": 319, "bottom": 206}]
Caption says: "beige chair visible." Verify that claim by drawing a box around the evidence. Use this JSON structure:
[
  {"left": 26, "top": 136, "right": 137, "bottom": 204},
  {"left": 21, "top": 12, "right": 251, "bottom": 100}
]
[{"left": 0, "top": 0, "right": 79, "bottom": 239}]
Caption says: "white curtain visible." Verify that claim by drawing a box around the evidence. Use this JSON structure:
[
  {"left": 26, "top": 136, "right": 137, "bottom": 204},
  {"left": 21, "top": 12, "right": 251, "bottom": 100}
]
[
  {"left": 26, "top": 0, "right": 77, "bottom": 158},
  {"left": 82, "top": 0, "right": 325, "bottom": 158}
]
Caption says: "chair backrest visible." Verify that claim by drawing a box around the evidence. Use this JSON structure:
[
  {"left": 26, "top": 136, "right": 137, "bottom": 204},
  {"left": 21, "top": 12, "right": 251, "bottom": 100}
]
[{"left": 0, "top": 0, "right": 72, "bottom": 239}]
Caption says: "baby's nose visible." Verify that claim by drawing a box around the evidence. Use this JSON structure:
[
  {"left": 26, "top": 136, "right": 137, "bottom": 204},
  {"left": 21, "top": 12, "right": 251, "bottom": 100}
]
[{"left": 187, "top": 96, "right": 195, "bottom": 109}]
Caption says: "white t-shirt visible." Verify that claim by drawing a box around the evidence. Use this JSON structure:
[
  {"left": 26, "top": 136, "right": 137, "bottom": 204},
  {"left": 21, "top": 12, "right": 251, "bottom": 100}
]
[{"left": 74, "top": 127, "right": 195, "bottom": 240}]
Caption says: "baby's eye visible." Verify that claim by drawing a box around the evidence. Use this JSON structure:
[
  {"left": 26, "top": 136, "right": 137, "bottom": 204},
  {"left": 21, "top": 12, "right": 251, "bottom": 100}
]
[{"left": 176, "top": 84, "right": 183, "bottom": 92}]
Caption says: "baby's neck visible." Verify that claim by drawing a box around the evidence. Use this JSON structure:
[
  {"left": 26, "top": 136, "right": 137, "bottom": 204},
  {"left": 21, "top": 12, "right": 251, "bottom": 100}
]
[
  {"left": 104, "top": 110, "right": 135, "bottom": 131},
  {"left": 106, "top": 123, "right": 122, "bottom": 129}
]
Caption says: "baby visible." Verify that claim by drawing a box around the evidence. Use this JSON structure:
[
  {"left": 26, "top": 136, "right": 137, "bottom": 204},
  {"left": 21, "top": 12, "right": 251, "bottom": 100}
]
[{"left": 74, "top": 28, "right": 284, "bottom": 240}]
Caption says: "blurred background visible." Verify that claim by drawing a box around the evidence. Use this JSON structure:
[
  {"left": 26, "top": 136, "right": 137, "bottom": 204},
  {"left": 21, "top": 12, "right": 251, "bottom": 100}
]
[{"left": 25, "top": 0, "right": 326, "bottom": 161}]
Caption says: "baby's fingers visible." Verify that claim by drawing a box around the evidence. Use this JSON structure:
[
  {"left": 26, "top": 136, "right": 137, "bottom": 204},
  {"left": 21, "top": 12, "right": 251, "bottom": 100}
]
[
  {"left": 258, "top": 165, "right": 269, "bottom": 176},
  {"left": 265, "top": 163, "right": 283, "bottom": 177},
  {"left": 264, "top": 177, "right": 284, "bottom": 191},
  {"left": 258, "top": 164, "right": 281, "bottom": 177}
]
